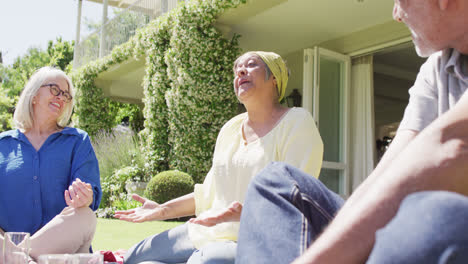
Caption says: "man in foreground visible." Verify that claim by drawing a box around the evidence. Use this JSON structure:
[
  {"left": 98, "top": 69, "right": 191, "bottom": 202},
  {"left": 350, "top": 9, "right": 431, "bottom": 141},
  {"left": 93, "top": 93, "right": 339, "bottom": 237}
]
[{"left": 234, "top": 0, "right": 468, "bottom": 263}]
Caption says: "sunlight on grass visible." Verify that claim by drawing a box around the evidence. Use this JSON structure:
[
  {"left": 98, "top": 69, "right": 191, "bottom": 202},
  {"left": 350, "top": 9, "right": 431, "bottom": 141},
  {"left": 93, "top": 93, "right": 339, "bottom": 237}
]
[{"left": 93, "top": 218, "right": 183, "bottom": 251}]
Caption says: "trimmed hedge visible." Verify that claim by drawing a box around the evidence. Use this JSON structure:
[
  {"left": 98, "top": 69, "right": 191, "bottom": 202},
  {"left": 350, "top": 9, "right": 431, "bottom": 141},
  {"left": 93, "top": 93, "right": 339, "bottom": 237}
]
[{"left": 144, "top": 170, "right": 194, "bottom": 204}]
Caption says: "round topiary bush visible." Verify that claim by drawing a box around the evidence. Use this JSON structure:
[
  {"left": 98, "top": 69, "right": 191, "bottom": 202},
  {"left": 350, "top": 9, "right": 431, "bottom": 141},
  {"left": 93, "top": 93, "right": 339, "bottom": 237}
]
[{"left": 144, "top": 170, "right": 194, "bottom": 204}]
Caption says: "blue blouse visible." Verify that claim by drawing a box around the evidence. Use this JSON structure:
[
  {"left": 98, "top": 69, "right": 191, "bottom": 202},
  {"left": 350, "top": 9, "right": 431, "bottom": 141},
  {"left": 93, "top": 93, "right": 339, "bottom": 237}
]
[{"left": 0, "top": 127, "right": 101, "bottom": 234}]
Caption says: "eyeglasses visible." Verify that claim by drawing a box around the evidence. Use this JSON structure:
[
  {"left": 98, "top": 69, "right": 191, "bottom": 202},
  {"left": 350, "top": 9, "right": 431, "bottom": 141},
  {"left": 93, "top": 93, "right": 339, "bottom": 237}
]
[{"left": 40, "top": 83, "right": 73, "bottom": 102}]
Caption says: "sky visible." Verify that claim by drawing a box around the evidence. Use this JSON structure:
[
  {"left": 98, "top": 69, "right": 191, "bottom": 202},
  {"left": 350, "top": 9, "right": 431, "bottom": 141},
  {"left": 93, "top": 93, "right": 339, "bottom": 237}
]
[{"left": 0, "top": 0, "right": 115, "bottom": 66}]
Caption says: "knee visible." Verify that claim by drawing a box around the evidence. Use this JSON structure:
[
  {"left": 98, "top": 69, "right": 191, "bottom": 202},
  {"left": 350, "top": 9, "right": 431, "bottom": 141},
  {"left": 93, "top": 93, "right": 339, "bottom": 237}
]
[
  {"left": 392, "top": 191, "right": 468, "bottom": 235},
  {"left": 247, "top": 162, "right": 331, "bottom": 207},
  {"left": 253, "top": 162, "right": 289, "bottom": 184},
  {"left": 247, "top": 162, "right": 293, "bottom": 200},
  {"left": 401, "top": 191, "right": 468, "bottom": 223},
  {"left": 75, "top": 207, "right": 96, "bottom": 224},
  {"left": 439, "top": 245, "right": 468, "bottom": 264},
  {"left": 368, "top": 191, "right": 468, "bottom": 263},
  {"left": 78, "top": 207, "right": 97, "bottom": 227},
  {"left": 61, "top": 207, "right": 97, "bottom": 231},
  {"left": 188, "top": 242, "right": 236, "bottom": 264},
  {"left": 252, "top": 162, "right": 319, "bottom": 189}
]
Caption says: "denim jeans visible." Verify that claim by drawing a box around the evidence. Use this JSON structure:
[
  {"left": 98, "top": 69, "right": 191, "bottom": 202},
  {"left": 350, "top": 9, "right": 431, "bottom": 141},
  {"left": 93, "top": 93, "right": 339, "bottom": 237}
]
[
  {"left": 367, "top": 191, "right": 468, "bottom": 264},
  {"left": 236, "top": 162, "right": 468, "bottom": 264},
  {"left": 236, "top": 162, "right": 344, "bottom": 264},
  {"left": 124, "top": 224, "right": 237, "bottom": 264}
]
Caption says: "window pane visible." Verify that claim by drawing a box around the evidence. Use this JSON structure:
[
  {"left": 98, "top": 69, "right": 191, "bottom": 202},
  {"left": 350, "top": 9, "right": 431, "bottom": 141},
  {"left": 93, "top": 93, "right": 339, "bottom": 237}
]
[
  {"left": 319, "top": 168, "right": 342, "bottom": 194},
  {"left": 319, "top": 57, "right": 344, "bottom": 162}
]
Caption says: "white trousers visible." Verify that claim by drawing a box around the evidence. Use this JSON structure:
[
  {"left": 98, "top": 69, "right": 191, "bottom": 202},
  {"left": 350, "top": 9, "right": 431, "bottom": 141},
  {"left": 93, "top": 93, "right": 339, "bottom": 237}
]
[{"left": 0, "top": 206, "right": 97, "bottom": 263}]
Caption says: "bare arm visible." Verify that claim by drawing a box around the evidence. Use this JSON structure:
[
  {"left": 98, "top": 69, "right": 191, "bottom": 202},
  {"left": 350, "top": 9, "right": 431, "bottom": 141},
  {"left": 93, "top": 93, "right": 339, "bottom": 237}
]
[
  {"left": 294, "top": 92, "right": 468, "bottom": 264},
  {"left": 114, "top": 193, "right": 195, "bottom": 223},
  {"left": 188, "top": 201, "right": 242, "bottom": 227},
  {"left": 344, "top": 129, "right": 418, "bottom": 207},
  {"left": 160, "top": 192, "right": 196, "bottom": 219}
]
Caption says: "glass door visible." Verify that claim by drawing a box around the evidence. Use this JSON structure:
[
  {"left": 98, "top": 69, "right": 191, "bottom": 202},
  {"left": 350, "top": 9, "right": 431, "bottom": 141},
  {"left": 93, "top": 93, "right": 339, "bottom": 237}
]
[{"left": 303, "top": 47, "right": 351, "bottom": 197}]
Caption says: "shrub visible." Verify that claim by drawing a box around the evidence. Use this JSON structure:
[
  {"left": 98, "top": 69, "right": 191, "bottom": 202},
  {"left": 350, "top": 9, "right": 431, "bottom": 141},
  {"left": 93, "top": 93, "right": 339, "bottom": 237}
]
[
  {"left": 100, "top": 165, "right": 145, "bottom": 209},
  {"left": 114, "top": 166, "right": 145, "bottom": 183},
  {"left": 96, "top": 197, "right": 141, "bottom": 218},
  {"left": 144, "top": 170, "right": 194, "bottom": 204},
  {"left": 112, "top": 198, "right": 141, "bottom": 211},
  {"left": 92, "top": 129, "right": 145, "bottom": 181},
  {"left": 92, "top": 129, "right": 147, "bottom": 208}
]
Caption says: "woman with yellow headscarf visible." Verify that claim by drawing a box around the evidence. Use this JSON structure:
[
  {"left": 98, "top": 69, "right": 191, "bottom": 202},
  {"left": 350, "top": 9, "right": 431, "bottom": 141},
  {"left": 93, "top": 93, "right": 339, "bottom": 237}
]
[{"left": 116, "top": 51, "right": 323, "bottom": 264}]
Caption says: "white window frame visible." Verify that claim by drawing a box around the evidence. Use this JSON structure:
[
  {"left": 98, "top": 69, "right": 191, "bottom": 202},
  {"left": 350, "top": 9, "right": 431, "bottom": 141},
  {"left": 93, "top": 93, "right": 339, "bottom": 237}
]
[{"left": 303, "top": 47, "right": 351, "bottom": 197}]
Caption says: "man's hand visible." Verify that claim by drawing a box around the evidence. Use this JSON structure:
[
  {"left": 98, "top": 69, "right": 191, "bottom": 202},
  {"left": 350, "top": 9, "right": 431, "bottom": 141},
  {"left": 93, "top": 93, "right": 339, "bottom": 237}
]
[
  {"left": 114, "top": 194, "right": 167, "bottom": 223},
  {"left": 64, "top": 178, "right": 93, "bottom": 208},
  {"left": 188, "top": 201, "right": 242, "bottom": 227}
]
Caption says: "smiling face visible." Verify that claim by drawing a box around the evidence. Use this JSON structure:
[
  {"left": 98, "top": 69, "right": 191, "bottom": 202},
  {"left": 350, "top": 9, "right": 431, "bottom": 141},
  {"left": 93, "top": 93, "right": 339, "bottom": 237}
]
[
  {"left": 233, "top": 53, "right": 277, "bottom": 106},
  {"left": 32, "top": 76, "right": 70, "bottom": 123}
]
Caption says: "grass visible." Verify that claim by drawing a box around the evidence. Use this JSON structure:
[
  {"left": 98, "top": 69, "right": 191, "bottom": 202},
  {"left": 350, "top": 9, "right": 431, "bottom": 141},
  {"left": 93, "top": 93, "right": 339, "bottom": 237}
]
[
  {"left": 93, "top": 218, "right": 183, "bottom": 251},
  {"left": 90, "top": 129, "right": 184, "bottom": 251}
]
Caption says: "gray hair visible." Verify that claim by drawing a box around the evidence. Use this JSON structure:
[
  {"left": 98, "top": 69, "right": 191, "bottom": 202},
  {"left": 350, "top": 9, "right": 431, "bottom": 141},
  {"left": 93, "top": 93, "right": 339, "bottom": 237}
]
[{"left": 13, "top": 67, "right": 75, "bottom": 131}]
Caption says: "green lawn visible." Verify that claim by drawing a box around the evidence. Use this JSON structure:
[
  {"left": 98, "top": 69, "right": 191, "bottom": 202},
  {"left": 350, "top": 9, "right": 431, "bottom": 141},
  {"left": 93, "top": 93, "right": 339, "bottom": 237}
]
[{"left": 93, "top": 218, "right": 183, "bottom": 251}]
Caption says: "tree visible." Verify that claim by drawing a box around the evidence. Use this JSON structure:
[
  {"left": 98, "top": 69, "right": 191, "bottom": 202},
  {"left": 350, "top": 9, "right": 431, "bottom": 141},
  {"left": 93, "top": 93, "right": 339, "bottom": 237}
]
[
  {"left": 48, "top": 37, "right": 75, "bottom": 72},
  {"left": 0, "top": 86, "right": 14, "bottom": 130}
]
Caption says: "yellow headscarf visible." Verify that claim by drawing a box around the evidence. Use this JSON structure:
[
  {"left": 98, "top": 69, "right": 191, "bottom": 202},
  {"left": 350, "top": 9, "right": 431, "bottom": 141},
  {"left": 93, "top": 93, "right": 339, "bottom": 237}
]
[{"left": 251, "top": 51, "right": 288, "bottom": 102}]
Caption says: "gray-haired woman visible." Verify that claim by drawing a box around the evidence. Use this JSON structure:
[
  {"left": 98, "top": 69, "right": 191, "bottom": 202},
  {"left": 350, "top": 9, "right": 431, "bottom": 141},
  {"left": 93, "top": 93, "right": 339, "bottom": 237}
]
[{"left": 0, "top": 67, "right": 102, "bottom": 263}]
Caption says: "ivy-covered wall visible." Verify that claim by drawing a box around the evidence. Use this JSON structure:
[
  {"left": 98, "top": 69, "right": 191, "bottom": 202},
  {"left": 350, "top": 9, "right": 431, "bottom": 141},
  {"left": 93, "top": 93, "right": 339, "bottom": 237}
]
[
  {"left": 138, "top": 15, "right": 172, "bottom": 179},
  {"left": 73, "top": 0, "right": 245, "bottom": 183},
  {"left": 72, "top": 38, "right": 137, "bottom": 135}
]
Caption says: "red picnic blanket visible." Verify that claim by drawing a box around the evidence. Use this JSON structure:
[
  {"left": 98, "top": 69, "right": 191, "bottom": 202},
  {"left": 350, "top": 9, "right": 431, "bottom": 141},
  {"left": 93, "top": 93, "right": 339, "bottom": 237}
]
[{"left": 99, "top": 250, "right": 126, "bottom": 264}]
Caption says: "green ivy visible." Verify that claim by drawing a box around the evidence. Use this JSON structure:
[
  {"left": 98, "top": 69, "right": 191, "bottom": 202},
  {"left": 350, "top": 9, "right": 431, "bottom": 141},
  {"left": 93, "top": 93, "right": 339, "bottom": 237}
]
[
  {"left": 138, "top": 14, "right": 173, "bottom": 176},
  {"left": 71, "top": 37, "right": 138, "bottom": 135},
  {"left": 73, "top": 0, "right": 246, "bottom": 183},
  {"left": 165, "top": 1, "right": 242, "bottom": 182}
]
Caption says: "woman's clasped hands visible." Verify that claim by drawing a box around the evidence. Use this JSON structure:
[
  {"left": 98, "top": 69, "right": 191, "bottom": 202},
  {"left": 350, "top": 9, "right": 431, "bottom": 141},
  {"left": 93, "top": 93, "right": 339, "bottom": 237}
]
[{"left": 64, "top": 178, "right": 93, "bottom": 208}]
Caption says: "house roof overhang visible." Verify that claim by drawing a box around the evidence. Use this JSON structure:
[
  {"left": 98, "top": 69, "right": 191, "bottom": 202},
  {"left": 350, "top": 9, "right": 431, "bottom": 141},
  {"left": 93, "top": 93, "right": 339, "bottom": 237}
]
[
  {"left": 215, "top": 0, "right": 409, "bottom": 55},
  {"left": 92, "top": 0, "right": 411, "bottom": 103},
  {"left": 85, "top": 0, "right": 140, "bottom": 9}
]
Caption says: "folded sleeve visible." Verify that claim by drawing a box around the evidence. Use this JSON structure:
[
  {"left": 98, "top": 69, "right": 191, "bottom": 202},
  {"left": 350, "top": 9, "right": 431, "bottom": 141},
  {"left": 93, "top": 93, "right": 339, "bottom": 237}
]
[{"left": 71, "top": 133, "right": 102, "bottom": 210}]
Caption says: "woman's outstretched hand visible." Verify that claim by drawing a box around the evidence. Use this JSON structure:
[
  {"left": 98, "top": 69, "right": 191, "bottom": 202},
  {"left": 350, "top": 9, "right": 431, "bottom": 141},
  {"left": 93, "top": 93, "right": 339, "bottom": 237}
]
[
  {"left": 188, "top": 201, "right": 242, "bottom": 227},
  {"left": 114, "top": 194, "right": 167, "bottom": 223}
]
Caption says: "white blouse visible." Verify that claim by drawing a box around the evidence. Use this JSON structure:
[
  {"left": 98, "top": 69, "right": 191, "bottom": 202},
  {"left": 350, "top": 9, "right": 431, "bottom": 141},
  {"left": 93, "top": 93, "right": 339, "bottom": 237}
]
[{"left": 188, "top": 107, "right": 323, "bottom": 248}]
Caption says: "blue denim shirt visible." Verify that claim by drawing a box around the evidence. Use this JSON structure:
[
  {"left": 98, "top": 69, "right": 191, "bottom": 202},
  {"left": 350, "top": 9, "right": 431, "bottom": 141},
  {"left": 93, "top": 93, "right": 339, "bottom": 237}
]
[{"left": 0, "top": 127, "right": 101, "bottom": 234}]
